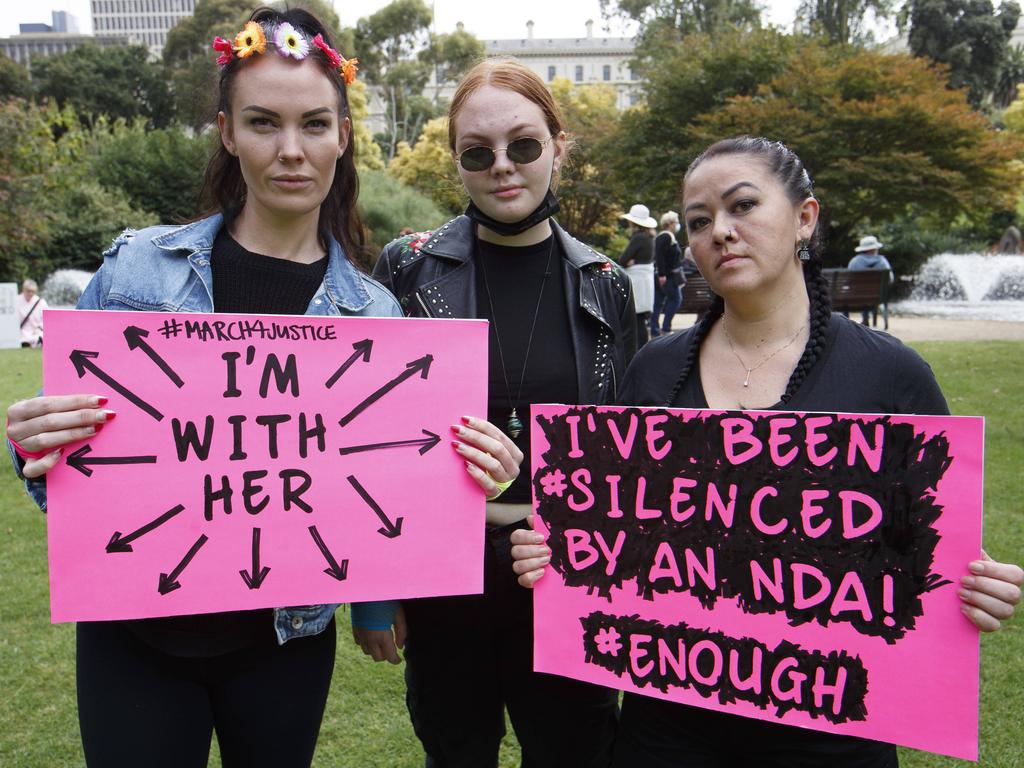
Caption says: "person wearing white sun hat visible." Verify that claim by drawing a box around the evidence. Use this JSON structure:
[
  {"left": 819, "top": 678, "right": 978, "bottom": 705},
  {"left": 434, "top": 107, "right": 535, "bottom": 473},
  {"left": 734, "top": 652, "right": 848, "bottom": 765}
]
[
  {"left": 619, "top": 203, "right": 658, "bottom": 346},
  {"left": 847, "top": 235, "right": 894, "bottom": 324}
]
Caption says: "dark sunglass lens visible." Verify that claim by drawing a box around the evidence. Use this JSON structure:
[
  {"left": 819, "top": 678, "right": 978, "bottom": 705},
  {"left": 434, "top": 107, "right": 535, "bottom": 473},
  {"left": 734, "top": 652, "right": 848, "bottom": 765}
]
[
  {"left": 460, "top": 147, "right": 495, "bottom": 171},
  {"left": 506, "top": 137, "right": 543, "bottom": 164}
]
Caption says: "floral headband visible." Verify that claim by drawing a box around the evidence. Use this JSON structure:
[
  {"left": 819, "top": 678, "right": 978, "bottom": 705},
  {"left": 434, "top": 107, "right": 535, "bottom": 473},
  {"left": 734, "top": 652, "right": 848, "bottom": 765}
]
[{"left": 213, "top": 21, "right": 358, "bottom": 85}]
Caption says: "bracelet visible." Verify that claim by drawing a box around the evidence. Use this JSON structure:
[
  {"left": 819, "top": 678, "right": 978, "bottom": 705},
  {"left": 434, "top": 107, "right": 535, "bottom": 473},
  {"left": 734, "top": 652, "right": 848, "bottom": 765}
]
[{"left": 487, "top": 477, "right": 515, "bottom": 501}]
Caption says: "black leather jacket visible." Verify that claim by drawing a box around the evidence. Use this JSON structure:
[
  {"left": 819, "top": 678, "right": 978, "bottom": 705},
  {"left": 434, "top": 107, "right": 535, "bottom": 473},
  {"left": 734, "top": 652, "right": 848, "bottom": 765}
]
[{"left": 372, "top": 215, "right": 637, "bottom": 404}]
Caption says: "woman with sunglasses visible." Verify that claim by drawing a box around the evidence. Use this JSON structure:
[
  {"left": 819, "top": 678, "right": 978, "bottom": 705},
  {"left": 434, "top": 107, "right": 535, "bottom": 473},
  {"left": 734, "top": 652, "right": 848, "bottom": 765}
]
[
  {"left": 354, "top": 58, "right": 635, "bottom": 767},
  {"left": 5, "top": 9, "right": 418, "bottom": 767},
  {"left": 510, "top": 136, "right": 1022, "bottom": 767}
]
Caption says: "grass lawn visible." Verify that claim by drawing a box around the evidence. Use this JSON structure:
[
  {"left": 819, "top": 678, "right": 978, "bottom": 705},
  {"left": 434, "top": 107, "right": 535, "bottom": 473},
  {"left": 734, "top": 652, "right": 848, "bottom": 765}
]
[{"left": 1, "top": 341, "right": 1020, "bottom": 767}]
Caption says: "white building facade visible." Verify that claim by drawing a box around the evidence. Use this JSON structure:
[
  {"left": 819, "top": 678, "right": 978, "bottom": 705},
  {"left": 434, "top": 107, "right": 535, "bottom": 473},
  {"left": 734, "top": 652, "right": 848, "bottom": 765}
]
[
  {"left": 0, "top": 32, "right": 125, "bottom": 71},
  {"left": 90, "top": 0, "right": 196, "bottom": 57}
]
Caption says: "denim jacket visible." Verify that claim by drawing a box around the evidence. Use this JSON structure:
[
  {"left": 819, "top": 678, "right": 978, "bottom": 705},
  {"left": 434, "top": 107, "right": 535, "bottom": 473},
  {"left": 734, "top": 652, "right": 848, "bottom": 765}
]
[{"left": 9, "top": 214, "right": 402, "bottom": 644}]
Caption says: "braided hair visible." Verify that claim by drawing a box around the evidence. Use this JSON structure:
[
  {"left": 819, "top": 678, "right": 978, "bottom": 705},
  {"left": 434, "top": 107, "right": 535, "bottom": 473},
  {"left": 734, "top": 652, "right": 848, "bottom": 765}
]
[{"left": 666, "top": 137, "right": 831, "bottom": 407}]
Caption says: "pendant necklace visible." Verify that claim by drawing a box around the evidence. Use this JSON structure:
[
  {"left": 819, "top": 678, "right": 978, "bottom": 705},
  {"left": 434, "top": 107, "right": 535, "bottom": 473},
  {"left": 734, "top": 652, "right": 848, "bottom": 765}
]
[
  {"left": 478, "top": 236, "right": 556, "bottom": 439},
  {"left": 722, "top": 321, "right": 806, "bottom": 388}
]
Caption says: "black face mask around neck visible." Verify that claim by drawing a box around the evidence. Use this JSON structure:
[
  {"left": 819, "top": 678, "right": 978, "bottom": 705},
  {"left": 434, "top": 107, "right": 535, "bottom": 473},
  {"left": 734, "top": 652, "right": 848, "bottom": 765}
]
[{"left": 464, "top": 190, "right": 561, "bottom": 237}]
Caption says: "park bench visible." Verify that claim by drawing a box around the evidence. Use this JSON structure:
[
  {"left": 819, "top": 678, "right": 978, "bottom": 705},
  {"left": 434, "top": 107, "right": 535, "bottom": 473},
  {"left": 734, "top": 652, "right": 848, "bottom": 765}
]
[
  {"left": 823, "top": 268, "right": 889, "bottom": 330},
  {"left": 675, "top": 269, "right": 890, "bottom": 330}
]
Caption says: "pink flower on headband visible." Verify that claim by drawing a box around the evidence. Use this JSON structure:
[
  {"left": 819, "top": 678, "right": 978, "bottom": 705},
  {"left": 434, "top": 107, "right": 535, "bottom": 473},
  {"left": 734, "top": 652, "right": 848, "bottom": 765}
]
[
  {"left": 311, "top": 34, "right": 342, "bottom": 68},
  {"left": 212, "top": 36, "right": 234, "bottom": 66}
]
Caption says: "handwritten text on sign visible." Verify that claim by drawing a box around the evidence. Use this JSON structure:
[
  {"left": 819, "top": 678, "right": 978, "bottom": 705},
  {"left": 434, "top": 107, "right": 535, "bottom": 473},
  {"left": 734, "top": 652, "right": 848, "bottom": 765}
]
[
  {"left": 530, "top": 405, "right": 983, "bottom": 760},
  {"left": 43, "top": 309, "right": 487, "bottom": 622}
]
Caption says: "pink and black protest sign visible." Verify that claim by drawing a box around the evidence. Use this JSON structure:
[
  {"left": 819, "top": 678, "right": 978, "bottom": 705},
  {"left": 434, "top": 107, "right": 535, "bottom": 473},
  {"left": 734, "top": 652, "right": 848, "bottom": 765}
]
[
  {"left": 530, "top": 404, "right": 984, "bottom": 760},
  {"left": 42, "top": 309, "right": 487, "bottom": 623}
]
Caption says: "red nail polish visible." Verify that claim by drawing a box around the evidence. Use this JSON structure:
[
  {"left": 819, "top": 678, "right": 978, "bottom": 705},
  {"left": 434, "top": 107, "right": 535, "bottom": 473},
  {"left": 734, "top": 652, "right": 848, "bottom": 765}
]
[
  {"left": 97, "top": 396, "right": 109, "bottom": 406},
  {"left": 104, "top": 411, "right": 117, "bottom": 421}
]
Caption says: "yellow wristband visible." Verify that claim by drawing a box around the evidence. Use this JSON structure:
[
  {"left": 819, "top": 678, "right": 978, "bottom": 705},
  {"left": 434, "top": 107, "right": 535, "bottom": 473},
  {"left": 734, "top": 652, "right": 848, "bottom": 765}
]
[{"left": 488, "top": 477, "right": 515, "bottom": 500}]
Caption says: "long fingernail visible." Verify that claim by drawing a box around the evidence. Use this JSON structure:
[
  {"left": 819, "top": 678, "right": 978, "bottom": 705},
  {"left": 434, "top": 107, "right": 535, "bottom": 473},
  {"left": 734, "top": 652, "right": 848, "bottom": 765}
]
[
  {"left": 462, "top": 415, "right": 473, "bottom": 425},
  {"left": 450, "top": 424, "right": 465, "bottom": 436},
  {"left": 103, "top": 410, "right": 117, "bottom": 421},
  {"left": 452, "top": 440, "right": 464, "bottom": 451},
  {"left": 95, "top": 396, "right": 109, "bottom": 406}
]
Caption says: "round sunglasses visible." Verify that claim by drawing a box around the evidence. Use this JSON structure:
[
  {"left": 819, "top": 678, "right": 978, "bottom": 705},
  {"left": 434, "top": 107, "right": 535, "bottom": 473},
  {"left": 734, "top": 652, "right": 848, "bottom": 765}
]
[{"left": 457, "top": 136, "right": 554, "bottom": 172}]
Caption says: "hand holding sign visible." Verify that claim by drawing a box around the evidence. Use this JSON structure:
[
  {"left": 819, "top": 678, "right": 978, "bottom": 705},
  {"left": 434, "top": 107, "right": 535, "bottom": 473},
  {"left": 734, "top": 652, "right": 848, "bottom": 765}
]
[{"left": 6, "top": 394, "right": 114, "bottom": 477}]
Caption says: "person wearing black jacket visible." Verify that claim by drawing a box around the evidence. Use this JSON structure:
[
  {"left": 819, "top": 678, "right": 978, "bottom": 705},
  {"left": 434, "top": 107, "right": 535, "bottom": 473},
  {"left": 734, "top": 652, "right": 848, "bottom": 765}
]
[
  {"left": 651, "top": 210, "right": 684, "bottom": 337},
  {"left": 353, "top": 58, "right": 635, "bottom": 768}
]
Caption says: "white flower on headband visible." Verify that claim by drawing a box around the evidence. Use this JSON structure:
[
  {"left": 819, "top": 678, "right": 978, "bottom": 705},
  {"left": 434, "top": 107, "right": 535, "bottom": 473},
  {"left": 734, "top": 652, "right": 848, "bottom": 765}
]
[{"left": 274, "top": 22, "right": 310, "bottom": 60}]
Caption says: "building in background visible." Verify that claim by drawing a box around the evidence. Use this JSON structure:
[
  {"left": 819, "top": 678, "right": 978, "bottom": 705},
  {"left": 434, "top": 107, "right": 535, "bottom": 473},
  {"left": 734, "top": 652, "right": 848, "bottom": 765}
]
[
  {"left": 1, "top": 11, "right": 123, "bottom": 72},
  {"left": 91, "top": 0, "right": 196, "bottom": 57}
]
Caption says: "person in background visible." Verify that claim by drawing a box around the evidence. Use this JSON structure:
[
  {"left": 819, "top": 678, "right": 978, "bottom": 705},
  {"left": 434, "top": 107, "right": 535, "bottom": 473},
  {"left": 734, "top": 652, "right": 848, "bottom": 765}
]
[
  {"left": 650, "top": 210, "right": 683, "bottom": 338},
  {"left": 357, "top": 57, "right": 633, "bottom": 768},
  {"left": 512, "top": 136, "right": 1022, "bottom": 768},
  {"left": 619, "top": 203, "right": 657, "bottom": 347},
  {"left": 16, "top": 279, "right": 47, "bottom": 347},
  {"left": 847, "top": 235, "right": 894, "bottom": 325}
]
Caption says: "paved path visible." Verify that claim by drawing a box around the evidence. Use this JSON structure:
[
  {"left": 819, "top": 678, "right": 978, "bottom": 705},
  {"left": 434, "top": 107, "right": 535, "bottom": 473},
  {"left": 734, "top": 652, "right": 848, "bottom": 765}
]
[{"left": 670, "top": 314, "right": 1024, "bottom": 342}]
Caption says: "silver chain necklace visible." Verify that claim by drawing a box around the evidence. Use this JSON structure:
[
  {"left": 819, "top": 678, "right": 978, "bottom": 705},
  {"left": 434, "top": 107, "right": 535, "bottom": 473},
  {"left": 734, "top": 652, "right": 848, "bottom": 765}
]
[{"left": 722, "top": 321, "right": 806, "bottom": 388}]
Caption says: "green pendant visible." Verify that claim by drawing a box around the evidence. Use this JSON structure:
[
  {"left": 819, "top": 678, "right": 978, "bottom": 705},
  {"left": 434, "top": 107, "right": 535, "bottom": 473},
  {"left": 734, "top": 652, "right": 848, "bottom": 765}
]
[{"left": 507, "top": 408, "right": 523, "bottom": 439}]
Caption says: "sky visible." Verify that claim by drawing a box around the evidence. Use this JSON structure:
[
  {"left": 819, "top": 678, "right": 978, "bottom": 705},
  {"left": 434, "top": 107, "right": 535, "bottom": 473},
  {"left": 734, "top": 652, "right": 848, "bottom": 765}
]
[{"left": 0, "top": 0, "right": 803, "bottom": 41}]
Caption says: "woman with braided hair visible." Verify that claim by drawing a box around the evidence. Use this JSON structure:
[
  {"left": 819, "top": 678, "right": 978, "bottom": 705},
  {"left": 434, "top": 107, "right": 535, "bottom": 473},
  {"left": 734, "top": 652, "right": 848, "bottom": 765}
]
[{"left": 510, "top": 136, "right": 1022, "bottom": 766}]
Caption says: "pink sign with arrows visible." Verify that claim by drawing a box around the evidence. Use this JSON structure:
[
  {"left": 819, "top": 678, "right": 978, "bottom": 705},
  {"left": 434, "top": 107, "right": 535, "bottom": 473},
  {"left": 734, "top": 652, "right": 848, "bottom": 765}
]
[{"left": 42, "top": 309, "right": 488, "bottom": 622}]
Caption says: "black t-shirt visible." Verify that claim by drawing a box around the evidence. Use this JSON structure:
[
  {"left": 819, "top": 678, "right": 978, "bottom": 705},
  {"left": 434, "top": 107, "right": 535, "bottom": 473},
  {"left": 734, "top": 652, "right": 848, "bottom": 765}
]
[
  {"left": 126, "top": 230, "right": 329, "bottom": 658},
  {"left": 474, "top": 236, "right": 578, "bottom": 504},
  {"left": 619, "top": 313, "right": 949, "bottom": 417},
  {"left": 616, "top": 312, "right": 949, "bottom": 755}
]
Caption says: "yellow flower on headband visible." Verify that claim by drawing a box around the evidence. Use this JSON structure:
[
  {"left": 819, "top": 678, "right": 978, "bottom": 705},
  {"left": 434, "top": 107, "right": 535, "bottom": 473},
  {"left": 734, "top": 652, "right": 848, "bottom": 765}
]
[
  {"left": 341, "top": 57, "right": 359, "bottom": 86},
  {"left": 234, "top": 21, "right": 266, "bottom": 59}
]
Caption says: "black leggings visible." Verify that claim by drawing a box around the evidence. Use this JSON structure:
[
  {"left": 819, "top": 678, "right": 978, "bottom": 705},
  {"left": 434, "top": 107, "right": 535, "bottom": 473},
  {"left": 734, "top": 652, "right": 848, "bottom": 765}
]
[{"left": 76, "top": 619, "right": 336, "bottom": 768}]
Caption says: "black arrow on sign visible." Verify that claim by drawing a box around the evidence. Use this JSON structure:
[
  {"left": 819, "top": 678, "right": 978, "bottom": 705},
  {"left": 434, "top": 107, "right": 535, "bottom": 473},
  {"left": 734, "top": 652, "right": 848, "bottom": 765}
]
[
  {"left": 123, "top": 325, "right": 185, "bottom": 388},
  {"left": 70, "top": 349, "right": 164, "bottom": 422},
  {"left": 307, "top": 525, "right": 349, "bottom": 581},
  {"left": 338, "top": 429, "right": 441, "bottom": 457},
  {"left": 158, "top": 534, "right": 209, "bottom": 595},
  {"left": 239, "top": 527, "right": 271, "bottom": 589},
  {"left": 68, "top": 444, "right": 157, "bottom": 478},
  {"left": 347, "top": 475, "right": 403, "bottom": 539},
  {"left": 325, "top": 339, "right": 373, "bottom": 389},
  {"left": 107, "top": 504, "right": 185, "bottom": 553},
  {"left": 337, "top": 354, "right": 433, "bottom": 427}
]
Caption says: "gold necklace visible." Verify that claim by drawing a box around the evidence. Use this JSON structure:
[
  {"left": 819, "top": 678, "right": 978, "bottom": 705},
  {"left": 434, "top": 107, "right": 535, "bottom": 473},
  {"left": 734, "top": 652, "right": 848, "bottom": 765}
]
[{"left": 722, "top": 321, "right": 806, "bottom": 388}]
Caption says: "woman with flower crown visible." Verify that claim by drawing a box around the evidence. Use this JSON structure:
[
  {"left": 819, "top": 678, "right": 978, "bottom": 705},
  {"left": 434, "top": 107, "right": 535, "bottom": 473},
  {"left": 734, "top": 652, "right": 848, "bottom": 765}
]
[{"left": 4, "top": 7, "right": 518, "bottom": 767}]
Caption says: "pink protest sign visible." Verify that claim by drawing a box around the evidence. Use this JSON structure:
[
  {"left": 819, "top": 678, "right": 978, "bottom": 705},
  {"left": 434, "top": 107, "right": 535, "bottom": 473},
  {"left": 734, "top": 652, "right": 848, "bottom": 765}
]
[
  {"left": 42, "top": 309, "right": 487, "bottom": 623},
  {"left": 530, "top": 404, "right": 984, "bottom": 760}
]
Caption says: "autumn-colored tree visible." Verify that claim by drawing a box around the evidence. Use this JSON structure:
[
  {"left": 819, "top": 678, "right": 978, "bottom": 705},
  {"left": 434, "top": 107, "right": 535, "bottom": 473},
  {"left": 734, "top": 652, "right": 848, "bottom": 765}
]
[
  {"left": 685, "top": 45, "right": 1024, "bottom": 267},
  {"left": 549, "top": 79, "right": 623, "bottom": 244},
  {"left": 387, "top": 116, "right": 464, "bottom": 214},
  {"left": 606, "top": 27, "right": 798, "bottom": 209}
]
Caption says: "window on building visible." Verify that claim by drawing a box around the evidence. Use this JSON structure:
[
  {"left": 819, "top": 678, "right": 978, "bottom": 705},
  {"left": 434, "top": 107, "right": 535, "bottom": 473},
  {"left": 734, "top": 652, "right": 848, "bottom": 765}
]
[
  {"left": 547, "top": 65, "right": 556, "bottom": 81},
  {"left": 575, "top": 65, "right": 583, "bottom": 82},
  {"left": 603, "top": 65, "right": 611, "bottom": 81},
  {"left": 630, "top": 68, "right": 638, "bottom": 81}
]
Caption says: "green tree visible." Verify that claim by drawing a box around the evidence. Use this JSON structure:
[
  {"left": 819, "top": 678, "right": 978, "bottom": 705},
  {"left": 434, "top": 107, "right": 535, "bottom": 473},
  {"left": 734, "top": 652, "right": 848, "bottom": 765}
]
[
  {"left": 355, "top": 0, "right": 436, "bottom": 160},
  {"left": 601, "top": 0, "right": 761, "bottom": 49},
  {"left": 995, "top": 43, "right": 1024, "bottom": 108},
  {"left": 907, "top": 0, "right": 1022, "bottom": 108},
  {"left": 162, "top": 0, "right": 257, "bottom": 131},
  {"left": 685, "top": 45, "right": 1024, "bottom": 268},
  {"left": 0, "top": 52, "right": 31, "bottom": 100},
  {"left": 549, "top": 79, "right": 623, "bottom": 243},
  {"left": 795, "top": 0, "right": 897, "bottom": 44},
  {"left": 387, "top": 116, "right": 464, "bottom": 214},
  {"left": 359, "top": 169, "right": 448, "bottom": 254},
  {"left": 89, "top": 123, "right": 212, "bottom": 222},
  {"left": 32, "top": 44, "right": 174, "bottom": 128},
  {"left": 422, "top": 27, "right": 485, "bottom": 102},
  {"left": 348, "top": 79, "right": 386, "bottom": 172},
  {"left": 606, "top": 27, "right": 797, "bottom": 208}
]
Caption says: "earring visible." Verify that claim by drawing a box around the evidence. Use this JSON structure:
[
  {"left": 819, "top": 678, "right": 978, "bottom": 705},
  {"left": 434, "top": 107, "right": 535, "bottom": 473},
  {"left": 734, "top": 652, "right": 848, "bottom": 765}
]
[{"left": 796, "top": 240, "right": 811, "bottom": 261}]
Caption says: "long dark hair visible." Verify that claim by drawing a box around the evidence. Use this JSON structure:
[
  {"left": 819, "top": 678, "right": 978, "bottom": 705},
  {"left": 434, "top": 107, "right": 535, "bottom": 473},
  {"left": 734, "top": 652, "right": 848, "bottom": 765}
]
[
  {"left": 668, "top": 136, "right": 831, "bottom": 406},
  {"left": 197, "top": 7, "right": 369, "bottom": 269}
]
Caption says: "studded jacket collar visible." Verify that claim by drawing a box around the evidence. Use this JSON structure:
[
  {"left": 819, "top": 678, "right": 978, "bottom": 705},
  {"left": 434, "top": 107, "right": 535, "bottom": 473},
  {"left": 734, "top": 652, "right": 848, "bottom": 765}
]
[{"left": 372, "top": 215, "right": 637, "bottom": 404}]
